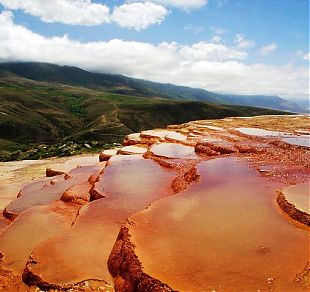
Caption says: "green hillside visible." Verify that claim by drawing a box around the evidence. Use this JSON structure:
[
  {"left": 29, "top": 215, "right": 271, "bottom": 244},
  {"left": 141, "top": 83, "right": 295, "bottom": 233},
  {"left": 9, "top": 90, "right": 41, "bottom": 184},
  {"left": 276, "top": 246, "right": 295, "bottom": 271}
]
[
  {"left": 0, "top": 62, "right": 304, "bottom": 112},
  {"left": 0, "top": 65, "right": 289, "bottom": 161}
]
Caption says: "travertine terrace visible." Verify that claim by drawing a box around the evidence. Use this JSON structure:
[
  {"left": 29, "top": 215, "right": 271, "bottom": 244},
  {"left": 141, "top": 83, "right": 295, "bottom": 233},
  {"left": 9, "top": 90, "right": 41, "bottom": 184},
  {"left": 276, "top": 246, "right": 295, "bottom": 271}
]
[{"left": 0, "top": 115, "right": 309, "bottom": 291}]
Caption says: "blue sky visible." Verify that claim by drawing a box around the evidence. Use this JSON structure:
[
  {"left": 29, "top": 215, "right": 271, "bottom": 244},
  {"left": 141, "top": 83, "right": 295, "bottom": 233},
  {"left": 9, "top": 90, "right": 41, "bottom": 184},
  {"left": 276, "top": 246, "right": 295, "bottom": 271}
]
[{"left": 0, "top": 0, "right": 308, "bottom": 99}]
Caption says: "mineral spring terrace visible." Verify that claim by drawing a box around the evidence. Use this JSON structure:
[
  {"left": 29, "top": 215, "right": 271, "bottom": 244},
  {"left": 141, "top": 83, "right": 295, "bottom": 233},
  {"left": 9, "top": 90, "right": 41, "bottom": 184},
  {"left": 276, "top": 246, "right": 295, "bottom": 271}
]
[{"left": 0, "top": 115, "right": 309, "bottom": 292}]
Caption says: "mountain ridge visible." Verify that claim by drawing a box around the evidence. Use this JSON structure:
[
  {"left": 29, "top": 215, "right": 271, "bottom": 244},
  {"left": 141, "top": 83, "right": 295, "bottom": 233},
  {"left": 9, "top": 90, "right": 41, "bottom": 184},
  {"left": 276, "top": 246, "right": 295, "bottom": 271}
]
[{"left": 0, "top": 62, "right": 304, "bottom": 113}]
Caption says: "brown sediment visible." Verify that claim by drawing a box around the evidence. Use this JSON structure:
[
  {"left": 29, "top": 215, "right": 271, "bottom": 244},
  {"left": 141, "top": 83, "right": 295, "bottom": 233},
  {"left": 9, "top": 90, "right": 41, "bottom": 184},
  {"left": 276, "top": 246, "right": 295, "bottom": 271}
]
[
  {"left": 195, "top": 138, "right": 238, "bottom": 155},
  {"left": 170, "top": 162, "right": 200, "bottom": 194},
  {"left": 237, "top": 138, "right": 310, "bottom": 185},
  {"left": 234, "top": 141, "right": 270, "bottom": 153},
  {"left": 0, "top": 269, "right": 38, "bottom": 292}
]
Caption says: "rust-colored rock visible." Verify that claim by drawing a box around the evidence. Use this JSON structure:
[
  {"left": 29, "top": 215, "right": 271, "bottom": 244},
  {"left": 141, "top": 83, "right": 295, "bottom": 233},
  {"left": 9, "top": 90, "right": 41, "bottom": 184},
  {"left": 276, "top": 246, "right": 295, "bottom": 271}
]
[
  {"left": 171, "top": 163, "right": 200, "bottom": 194},
  {"left": 196, "top": 138, "right": 238, "bottom": 154},
  {"left": 3, "top": 165, "right": 104, "bottom": 220},
  {"left": 99, "top": 149, "right": 118, "bottom": 162},
  {"left": 123, "top": 133, "right": 151, "bottom": 146},
  {"left": 277, "top": 183, "right": 310, "bottom": 226},
  {"left": 234, "top": 141, "right": 270, "bottom": 153},
  {"left": 108, "top": 226, "right": 176, "bottom": 292},
  {"left": 117, "top": 145, "right": 148, "bottom": 155},
  {"left": 61, "top": 182, "right": 92, "bottom": 203},
  {"left": 194, "top": 143, "right": 220, "bottom": 156},
  {"left": 46, "top": 168, "right": 67, "bottom": 178}
]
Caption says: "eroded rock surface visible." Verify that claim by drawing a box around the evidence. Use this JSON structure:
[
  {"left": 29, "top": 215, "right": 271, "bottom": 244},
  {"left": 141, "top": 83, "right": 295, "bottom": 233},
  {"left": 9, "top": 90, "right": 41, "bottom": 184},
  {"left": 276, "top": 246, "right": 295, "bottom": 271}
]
[
  {"left": 3, "top": 164, "right": 104, "bottom": 220},
  {"left": 111, "top": 158, "right": 309, "bottom": 291},
  {"left": 277, "top": 182, "right": 310, "bottom": 226},
  {"left": 0, "top": 114, "right": 309, "bottom": 291},
  {"left": 23, "top": 156, "right": 176, "bottom": 290}
]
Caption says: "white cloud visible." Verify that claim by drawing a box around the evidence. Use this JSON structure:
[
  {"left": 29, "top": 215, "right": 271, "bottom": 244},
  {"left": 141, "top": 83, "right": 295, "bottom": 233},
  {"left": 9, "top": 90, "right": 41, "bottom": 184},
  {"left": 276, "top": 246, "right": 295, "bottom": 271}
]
[
  {"left": 235, "top": 34, "right": 255, "bottom": 49},
  {"left": 112, "top": 2, "right": 169, "bottom": 31},
  {"left": 303, "top": 52, "right": 310, "bottom": 61},
  {"left": 0, "top": 11, "right": 308, "bottom": 99},
  {"left": 0, "top": 0, "right": 110, "bottom": 26},
  {"left": 260, "top": 43, "right": 277, "bottom": 55},
  {"left": 211, "top": 36, "right": 221, "bottom": 43},
  {"left": 178, "top": 42, "right": 247, "bottom": 61},
  {"left": 126, "top": 0, "right": 208, "bottom": 10},
  {"left": 0, "top": 0, "right": 170, "bottom": 29}
]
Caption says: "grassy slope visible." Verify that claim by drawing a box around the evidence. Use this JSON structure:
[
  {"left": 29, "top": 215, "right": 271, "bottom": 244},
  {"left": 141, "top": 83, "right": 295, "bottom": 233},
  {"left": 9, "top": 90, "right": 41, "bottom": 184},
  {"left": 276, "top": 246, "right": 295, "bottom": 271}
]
[
  {"left": 0, "top": 75, "right": 287, "bottom": 160},
  {"left": 0, "top": 62, "right": 303, "bottom": 113}
]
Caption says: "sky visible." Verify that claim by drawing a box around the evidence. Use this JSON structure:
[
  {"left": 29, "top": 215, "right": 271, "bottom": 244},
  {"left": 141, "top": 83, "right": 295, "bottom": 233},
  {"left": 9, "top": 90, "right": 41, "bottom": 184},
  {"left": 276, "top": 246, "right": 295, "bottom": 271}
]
[{"left": 0, "top": 0, "right": 308, "bottom": 100}]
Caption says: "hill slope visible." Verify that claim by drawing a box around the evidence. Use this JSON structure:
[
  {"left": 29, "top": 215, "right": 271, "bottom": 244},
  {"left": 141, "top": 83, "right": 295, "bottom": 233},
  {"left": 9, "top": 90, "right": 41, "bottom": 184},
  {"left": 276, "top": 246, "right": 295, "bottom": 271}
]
[
  {"left": 0, "top": 72, "right": 287, "bottom": 160},
  {"left": 0, "top": 62, "right": 304, "bottom": 113}
]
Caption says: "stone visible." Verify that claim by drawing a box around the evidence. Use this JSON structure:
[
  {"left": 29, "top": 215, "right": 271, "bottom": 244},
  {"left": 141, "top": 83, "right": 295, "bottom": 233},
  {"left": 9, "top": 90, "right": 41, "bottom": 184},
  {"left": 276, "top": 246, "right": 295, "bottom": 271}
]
[
  {"left": 117, "top": 145, "right": 148, "bottom": 155},
  {"left": 99, "top": 149, "right": 118, "bottom": 162},
  {"left": 277, "top": 182, "right": 310, "bottom": 226}
]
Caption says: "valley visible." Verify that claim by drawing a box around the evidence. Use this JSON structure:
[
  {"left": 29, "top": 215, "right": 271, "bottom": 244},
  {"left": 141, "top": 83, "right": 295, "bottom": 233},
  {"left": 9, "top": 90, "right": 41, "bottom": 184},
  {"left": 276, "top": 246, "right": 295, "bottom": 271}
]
[{"left": 0, "top": 63, "right": 291, "bottom": 161}]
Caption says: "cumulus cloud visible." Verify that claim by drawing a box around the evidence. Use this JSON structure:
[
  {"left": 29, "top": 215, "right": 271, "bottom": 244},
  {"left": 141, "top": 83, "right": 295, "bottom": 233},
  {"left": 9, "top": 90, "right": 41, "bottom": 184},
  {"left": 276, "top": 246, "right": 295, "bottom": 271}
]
[
  {"left": 112, "top": 2, "right": 169, "bottom": 31},
  {"left": 0, "top": 0, "right": 110, "bottom": 26},
  {"left": 0, "top": 0, "right": 170, "bottom": 29},
  {"left": 177, "top": 42, "right": 247, "bottom": 61},
  {"left": 0, "top": 11, "right": 308, "bottom": 99},
  {"left": 126, "top": 0, "right": 208, "bottom": 10},
  {"left": 260, "top": 43, "right": 277, "bottom": 55},
  {"left": 235, "top": 34, "right": 255, "bottom": 49},
  {"left": 210, "top": 36, "right": 221, "bottom": 43}
]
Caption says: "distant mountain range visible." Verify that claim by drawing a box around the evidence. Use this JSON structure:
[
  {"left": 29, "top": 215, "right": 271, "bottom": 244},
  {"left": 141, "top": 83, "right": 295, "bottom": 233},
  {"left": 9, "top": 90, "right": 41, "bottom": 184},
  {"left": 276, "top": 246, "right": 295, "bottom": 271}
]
[{"left": 0, "top": 62, "right": 305, "bottom": 113}]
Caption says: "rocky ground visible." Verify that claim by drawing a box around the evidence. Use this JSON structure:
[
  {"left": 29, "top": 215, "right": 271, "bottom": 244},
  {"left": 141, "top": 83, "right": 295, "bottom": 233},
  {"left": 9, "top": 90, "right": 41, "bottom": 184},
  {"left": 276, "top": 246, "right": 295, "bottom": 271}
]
[{"left": 0, "top": 115, "right": 309, "bottom": 291}]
